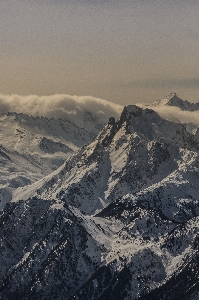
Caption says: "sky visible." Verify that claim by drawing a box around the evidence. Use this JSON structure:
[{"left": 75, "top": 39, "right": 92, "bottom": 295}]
[{"left": 0, "top": 0, "right": 199, "bottom": 105}]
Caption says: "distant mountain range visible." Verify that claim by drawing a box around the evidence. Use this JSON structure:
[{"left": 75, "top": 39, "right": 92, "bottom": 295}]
[{"left": 1, "top": 94, "right": 199, "bottom": 299}]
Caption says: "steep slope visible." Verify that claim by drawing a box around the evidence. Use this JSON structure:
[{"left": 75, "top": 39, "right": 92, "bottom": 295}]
[
  {"left": 0, "top": 199, "right": 103, "bottom": 300},
  {"left": 1, "top": 105, "right": 199, "bottom": 299}
]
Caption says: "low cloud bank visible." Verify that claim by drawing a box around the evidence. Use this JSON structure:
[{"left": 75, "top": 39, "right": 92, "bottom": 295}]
[
  {"left": 137, "top": 103, "right": 199, "bottom": 125},
  {"left": 1, "top": 93, "right": 199, "bottom": 127},
  {"left": 0, "top": 94, "right": 123, "bottom": 124}
]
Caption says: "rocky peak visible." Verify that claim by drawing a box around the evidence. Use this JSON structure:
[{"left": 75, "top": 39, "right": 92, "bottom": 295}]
[
  {"left": 166, "top": 92, "right": 177, "bottom": 99},
  {"left": 118, "top": 105, "right": 158, "bottom": 127},
  {"left": 152, "top": 92, "right": 179, "bottom": 106},
  {"left": 152, "top": 93, "right": 199, "bottom": 111},
  {"left": 116, "top": 105, "right": 161, "bottom": 136}
]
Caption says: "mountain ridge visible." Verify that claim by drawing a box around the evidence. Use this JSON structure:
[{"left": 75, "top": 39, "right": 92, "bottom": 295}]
[{"left": 152, "top": 92, "right": 199, "bottom": 111}]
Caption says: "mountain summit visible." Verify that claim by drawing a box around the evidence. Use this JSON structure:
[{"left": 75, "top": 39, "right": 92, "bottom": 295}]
[{"left": 152, "top": 92, "right": 199, "bottom": 111}]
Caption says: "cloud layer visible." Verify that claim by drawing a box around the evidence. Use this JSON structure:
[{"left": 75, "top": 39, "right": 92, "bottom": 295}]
[
  {"left": 0, "top": 94, "right": 123, "bottom": 125},
  {"left": 1, "top": 93, "right": 199, "bottom": 129}
]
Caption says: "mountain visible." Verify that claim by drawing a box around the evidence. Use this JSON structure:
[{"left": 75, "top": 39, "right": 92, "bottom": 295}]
[
  {"left": 0, "top": 111, "right": 104, "bottom": 209},
  {"left": 12, "top": 105, "right": 199, "bottom": 214},
  {"left": 150, "top": 92, "right": 199, "bottom": 138},
  {"left": 1, "top": 104, "right": 199, "bottom": 299},
  {"left": 152, "top": 92, "right": 199, "bottom": 111}
]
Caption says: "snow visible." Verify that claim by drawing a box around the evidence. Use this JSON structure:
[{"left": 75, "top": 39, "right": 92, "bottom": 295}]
[
  {"left": 0, "top": 111, "right": 104, "bottom": 209},
  {"left": 152, "top": 93, "right": 199, "bottom": 111}
]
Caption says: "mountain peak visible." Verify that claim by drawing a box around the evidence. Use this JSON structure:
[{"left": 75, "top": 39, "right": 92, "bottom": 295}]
[
  {"left": 152, "top": 93, "right": 199, "bottom": 111},
  {"left": 120, "top": 105, "right": 157, "bottom": 121},
  {"left": 166, "top": 92, "right": 177, "bottom": 99},
  {"left": 152, "top": 92, "right": 180, "bottom": 106}
]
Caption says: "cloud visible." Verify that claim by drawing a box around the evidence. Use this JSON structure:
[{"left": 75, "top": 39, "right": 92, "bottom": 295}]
[
  {"left": 0, "top": 94, "right": 123, "bottom": 125},
  {"left": 137, "top": 103, "right": 199, "bottom": 125},
  {"left": 1, "top": 93, "right": 199, "bottom": 129}
]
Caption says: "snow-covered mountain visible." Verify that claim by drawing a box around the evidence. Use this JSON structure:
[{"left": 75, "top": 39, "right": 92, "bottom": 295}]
[
  {"left": 0, "top": 111, "right": 104, "bottom": 209},
  {"left": 149, "top": 92, "right": 199, "bottom": 138},
  {"left": 1, "top": 104, "right": 199, "bottom": 299},
  {"left": 152, "top": 92, "right": 199, "bottom": 111},
  {"left": 12, "top": 105, "right": 199, "bottom": 214}
]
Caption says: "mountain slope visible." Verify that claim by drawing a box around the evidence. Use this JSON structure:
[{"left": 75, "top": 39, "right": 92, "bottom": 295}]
[{"left": 0, "top": 112, "right": 104, "bottom": 208}]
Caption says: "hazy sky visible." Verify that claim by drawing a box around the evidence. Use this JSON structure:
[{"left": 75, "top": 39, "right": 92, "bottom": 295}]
[{"left": 0, "top": 0, "right": 199, "bottom": 105}]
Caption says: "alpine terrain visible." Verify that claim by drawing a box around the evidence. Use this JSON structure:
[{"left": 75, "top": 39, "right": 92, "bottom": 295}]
[
  {"left": 1, "top": 96, "right": 199, "bottom": 299},
  {"left": 0, "top": 110, "right": 104, "bottom": 209},
  {"left": 151, "top": 92, "right": 199, "bottom": 135},
  {"left": 152, "top": 92, "right": 199, "bottom": 111}
]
